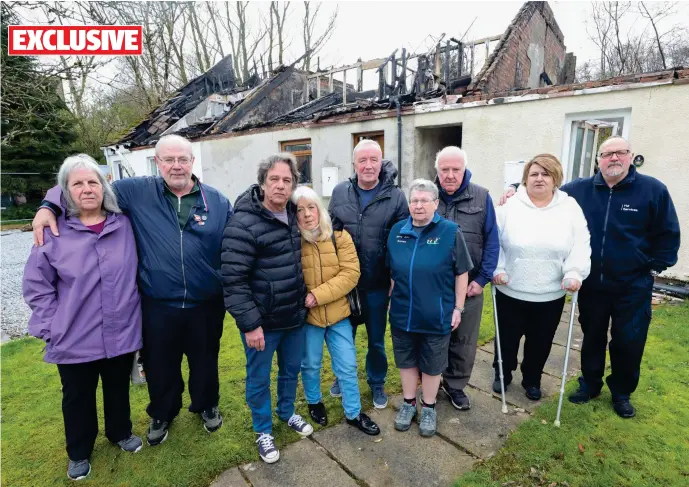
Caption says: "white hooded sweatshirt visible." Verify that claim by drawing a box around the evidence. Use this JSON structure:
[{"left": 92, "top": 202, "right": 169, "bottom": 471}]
[{"left": 494, "top": 186, "right": 591, "bottom": 302}]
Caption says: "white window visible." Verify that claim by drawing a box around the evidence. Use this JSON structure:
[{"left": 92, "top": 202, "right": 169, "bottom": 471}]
[
  {"left": 147, "top": 157, "right": 160, "bottom": 176},
  {"left": 561, "top": 109, "right": 631, "bottom": 182}
]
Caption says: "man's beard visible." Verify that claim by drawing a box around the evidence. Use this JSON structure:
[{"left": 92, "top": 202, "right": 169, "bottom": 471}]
[{"left": 605, "top": 166, "right": 623, "bottom": 177}]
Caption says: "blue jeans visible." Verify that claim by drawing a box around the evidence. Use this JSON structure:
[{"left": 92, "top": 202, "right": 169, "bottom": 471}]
[
  {"left": 302, "top": 319, "right": 361, "bottom": 420},
  {"left": 240, "top": 326, "right": 305, "bottom": 434},
  {"left": 353, "top": 289, "right": 389, "bottom": 387}
]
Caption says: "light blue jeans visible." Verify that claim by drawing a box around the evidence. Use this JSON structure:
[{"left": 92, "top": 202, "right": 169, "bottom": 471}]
[{"left": 301, "top": 318, "right": 361, "bottom": 420}]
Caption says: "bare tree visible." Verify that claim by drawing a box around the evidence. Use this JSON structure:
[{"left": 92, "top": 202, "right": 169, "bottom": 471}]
[
  {"left": 301, "top": 2, "right": 338, "bottom": 72},
  {"left": 639, "top": 1, "right": 676, "bottom": 69},
  {"left": 272, "top": 1, "right": 290, "bottom": 66}
]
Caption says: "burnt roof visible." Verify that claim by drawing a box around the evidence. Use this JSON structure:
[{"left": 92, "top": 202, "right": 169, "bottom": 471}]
[{"left": 115, "top": 55, "right": 237, "bottom": 146}]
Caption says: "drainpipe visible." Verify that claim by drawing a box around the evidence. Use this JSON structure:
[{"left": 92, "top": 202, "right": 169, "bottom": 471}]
[{"left": 394, "top": 96, "right": 402, "bottom": 187}]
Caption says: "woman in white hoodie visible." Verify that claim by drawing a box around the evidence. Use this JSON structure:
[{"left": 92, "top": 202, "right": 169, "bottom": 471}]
[{"left": 492, "top": 154, "right": 591, "bottom": 400}]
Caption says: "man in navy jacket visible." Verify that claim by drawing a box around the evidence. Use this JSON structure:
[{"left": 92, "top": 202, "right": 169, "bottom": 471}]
[
  {"left": 503, "top": 136, "right": 680, "bottom": 418},
  {"left": 33, "top": 135, "right": 233, "bottom": 443}
]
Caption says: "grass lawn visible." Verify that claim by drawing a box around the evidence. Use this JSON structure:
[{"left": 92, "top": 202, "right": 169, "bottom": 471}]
[
  {"left": 456, "top": 300, "right": 689, "bottom": 487},
  {"left": 0, "top": 287, "right": 496, "bottom": 487}
]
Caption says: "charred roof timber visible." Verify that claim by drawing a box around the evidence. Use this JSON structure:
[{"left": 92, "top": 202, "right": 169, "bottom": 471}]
[{"left": 110, "top": 2, "right": 579, "bottom": 147}]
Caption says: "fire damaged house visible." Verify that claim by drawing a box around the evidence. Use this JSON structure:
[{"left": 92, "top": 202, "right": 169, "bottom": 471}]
[{"left": 102, "top": 1, "right": 689, "bottom": 280}]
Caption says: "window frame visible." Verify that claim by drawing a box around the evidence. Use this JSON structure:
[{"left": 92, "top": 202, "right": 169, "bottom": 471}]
[
  {"left": 280, "top": 138, "right": 312, "bottom": 185},
  {"left": 352, "top": 131, "right": 385, "bottom": 157},
  {"left": 561, "top": 109, "right": 631, "bottom": 183}
]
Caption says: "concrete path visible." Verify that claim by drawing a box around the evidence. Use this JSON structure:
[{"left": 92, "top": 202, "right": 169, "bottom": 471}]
[{"left": 211, "top": 309, "right": 581, "bottom": 487}]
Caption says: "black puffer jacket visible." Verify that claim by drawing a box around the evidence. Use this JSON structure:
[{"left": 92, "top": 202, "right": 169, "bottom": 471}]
[
  {"left": 329, "top": 160, "right": 409, "bottom": 291},
  {"left": 221, "top": 185, "right": 307, "bottom": 333}
]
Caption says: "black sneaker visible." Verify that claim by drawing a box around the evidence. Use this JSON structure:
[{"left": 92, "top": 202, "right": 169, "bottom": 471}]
[
  {"left": 308, "top": 402, "right": 328, "bottom": 426},
  {"left": 568, "top": 388, "right": 601, "bottom": 404},
  {"left": 492, "top": 374, "right": 512, "bottom": 394},
  {"left": 441, "top": 381, "right": 471, "bottom": 410},
  {"left": 201, "top": 406, "right": 223, "bottom": 433},
  {"left": 612, "top": 398, "right": 636, "bottom": 418},
  {"left": 523, "top": 384, "right": 542, "bottom": 401},
  {"left": 146, "top": 419, "right": 169, "bottom": 446},
  {"left": 346, "top": 413, "right": 380, "bottom": 436}
]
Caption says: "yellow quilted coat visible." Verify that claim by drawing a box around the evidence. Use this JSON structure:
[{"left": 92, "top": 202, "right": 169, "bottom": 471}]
[{"left": 300, "top": 230, "right": 361, "bottom": 327}]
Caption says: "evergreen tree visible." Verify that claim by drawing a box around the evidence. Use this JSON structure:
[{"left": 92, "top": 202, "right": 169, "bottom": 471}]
[{"left": 1, "top": 3, "right": 78, "bottom": 201}]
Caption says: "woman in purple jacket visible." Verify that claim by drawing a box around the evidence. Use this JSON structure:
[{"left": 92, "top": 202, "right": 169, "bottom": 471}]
[{"left": 23, "top": 154, "right": 143, "bottom": 481}]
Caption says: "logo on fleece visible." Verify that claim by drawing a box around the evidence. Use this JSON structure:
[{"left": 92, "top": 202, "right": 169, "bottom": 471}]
[
  {"left": 621, "top": 204, "right": 638, "bottom": 212},
  {"left": 426, "top": 237, "right": 440, "bottom": 245}
]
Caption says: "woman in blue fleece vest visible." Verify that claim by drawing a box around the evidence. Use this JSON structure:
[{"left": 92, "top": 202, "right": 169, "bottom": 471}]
[{"left": 387, "top": 179, "right": 473, "bottom": 437}]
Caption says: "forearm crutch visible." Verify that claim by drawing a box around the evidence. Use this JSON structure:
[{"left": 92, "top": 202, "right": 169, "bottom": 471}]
[
  {"left": 491, "top": 285, "right": 509, "bottom": 414},
  {"left": 554, "top": 291, "right": 579, "bottom": 427}
]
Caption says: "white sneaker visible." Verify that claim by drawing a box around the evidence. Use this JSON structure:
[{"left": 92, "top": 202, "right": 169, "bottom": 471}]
[{"left": 287, "top": 414, "right": 313, "bottom": 437}]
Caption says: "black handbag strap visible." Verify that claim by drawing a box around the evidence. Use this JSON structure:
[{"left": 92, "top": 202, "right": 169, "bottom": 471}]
[{"left": 330, "top": 231, "right": 338, "bottom": 254}]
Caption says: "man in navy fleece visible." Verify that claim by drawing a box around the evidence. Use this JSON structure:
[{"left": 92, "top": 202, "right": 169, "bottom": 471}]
[
  {"left": 502, "top": 136, "right": 680, "bottom": 418},
  {"left": 433, "top": 146, "right": 500, "bottom": 411}
]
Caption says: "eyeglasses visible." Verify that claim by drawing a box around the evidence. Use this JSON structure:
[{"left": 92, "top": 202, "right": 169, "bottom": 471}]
[
  {"left": 410, "top": 198, "right": 437, "bottom": 206},
  {"left": 159, "top": 157, "right": 192, "bottom": 166},
  {"left": 598, "top": 150, "right": 630, "bottom": 160}
]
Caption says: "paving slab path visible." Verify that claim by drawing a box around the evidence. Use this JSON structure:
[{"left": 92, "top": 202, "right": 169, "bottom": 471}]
[{"left": 211, "top": 313, "right": 581, "bottom": 487}]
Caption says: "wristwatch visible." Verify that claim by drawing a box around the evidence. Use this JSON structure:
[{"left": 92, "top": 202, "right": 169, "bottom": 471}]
[{"left": 454, "top": 306, "right": 465, "bottom": 314}]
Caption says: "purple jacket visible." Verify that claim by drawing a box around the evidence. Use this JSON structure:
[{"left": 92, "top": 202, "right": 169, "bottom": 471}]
[{"left": 23, "top": 209, "right": 142, "bottom": 364}]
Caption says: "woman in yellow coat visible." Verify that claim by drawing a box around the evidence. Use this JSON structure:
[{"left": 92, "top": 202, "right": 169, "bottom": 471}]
[{"left": 292, "top": 186, "right": 380, "bottom": 436}]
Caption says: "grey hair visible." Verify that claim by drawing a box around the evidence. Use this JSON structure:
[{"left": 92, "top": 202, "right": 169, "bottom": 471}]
[
  {"left": 599, "top": 136, "right": 631, "bottom": 153},
  {"left": 57, "top": 154, "right": 121, "bottom": 216},
  {"left": 155, "top": 134, "right": 193, "bottom": 157},
  {"left": 257, "top": 152, "right": 300, "bottom": 187},
  {"left": 291, "top": 185, "right": 333, "bottom": 242},
  {"left": 408, "top": 178, "right": 439, "bottom": 200},
  {"left": 434, "top": 146, "right": 469, "bottom": 171},
  {"left": 352, "top": 139, "right": 382, "bottom": 161}
]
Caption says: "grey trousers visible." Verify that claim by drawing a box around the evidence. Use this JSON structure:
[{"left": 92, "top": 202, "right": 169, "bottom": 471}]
[{"left": 443, "top": 292, "right": 484, "bottom": 390}]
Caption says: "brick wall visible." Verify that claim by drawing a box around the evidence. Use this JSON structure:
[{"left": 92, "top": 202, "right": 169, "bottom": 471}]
[{"left": 473, "top": 2, "right": 566, "bottom": 93}]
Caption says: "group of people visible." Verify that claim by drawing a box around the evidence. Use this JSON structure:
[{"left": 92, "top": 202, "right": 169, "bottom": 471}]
[{"left": 24, "top": 133, "right": 679, "bottom": 480}]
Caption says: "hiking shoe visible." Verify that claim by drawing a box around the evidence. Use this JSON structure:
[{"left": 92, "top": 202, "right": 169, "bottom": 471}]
[
  {"left": 308, "top": 402, "right": 328, "bottom": 427},
  {"left": 441, "top": 381, "right": 471, "bottom": 410},
  {"left": 287, "top": 414, "right": 313, "bottom": 437},
  {"left": 67, "top": 459, "right": 91, "bottom": 481},
  {"left": 201, "top": 406, "right": 223, "bottom": 433},
  {"left": 523, "top": 385, "right": 542, "bottom": 401},
  {"left": 394, "top": 401, "right": 417, "bottom": 431},
  {"left": 256, "top": 433, "right": 280, "bottom": 464},
  {"left": 346, "top": 413, "right": 380, "bottom": 436},
  {"left": 612, "top": 398, "right": 636, "bottom": 418},
  {"left": 146, "top": 419, "right": 169, "bottom": 446},
  {"left": 117, "top": 434, "right": 143, "bottom": 453},
  {"left": 371, "top": 385, "right": 388, "bottom": 409},
  {"left": 418, "top": 406, "right": 438, "bottom": 437},
  {"left": 330, "top": 378, "right": 342, "bottom": 398},
  {"left": 568, "top": 388, "right": 601, "bottom": 404}
]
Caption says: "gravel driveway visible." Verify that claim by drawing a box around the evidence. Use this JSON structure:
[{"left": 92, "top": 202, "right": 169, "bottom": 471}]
[{"left": 1, "top": 230, "right": 34, "bottom": 338}]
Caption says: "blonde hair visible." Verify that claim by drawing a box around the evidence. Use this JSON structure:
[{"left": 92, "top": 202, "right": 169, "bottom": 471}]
[
  {"left": 291, "top": 185, "right": 333, "bottom": 243},
  {"left": 521, "top": 154, "right": 564, "bottom": 188}
]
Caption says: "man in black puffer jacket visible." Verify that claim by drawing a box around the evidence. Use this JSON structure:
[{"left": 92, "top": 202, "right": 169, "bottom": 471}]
[
  {"left": 221, "top": 153, "right": 312, "bottom": 464},
  {"left": 329, "top": 140, "right": 409, "bottom": 409}
]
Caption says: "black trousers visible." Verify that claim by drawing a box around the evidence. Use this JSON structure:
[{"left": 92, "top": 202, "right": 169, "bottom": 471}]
[
  {"left": 57, "top": 353, "right": 134, "bottom": 461},
  {"left": 578, "top": 277, "right": 653, "bottom": 398},
  {"left": 492, "top": 291, "right": 566, "bottom": 388},
  {"left": 141, "top": 298, "right": 225, "bottom": 422}
]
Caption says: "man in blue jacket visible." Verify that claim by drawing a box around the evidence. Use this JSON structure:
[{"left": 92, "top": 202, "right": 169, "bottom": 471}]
[
  {"left": 433, "top": 146, "right": 499, "bottom": 411},
  {"left": 502, "top": 136, "right": 680, "bottom": 418},
  {"left": 33, "top": 134, "right": 234, "bottom": 443}
]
